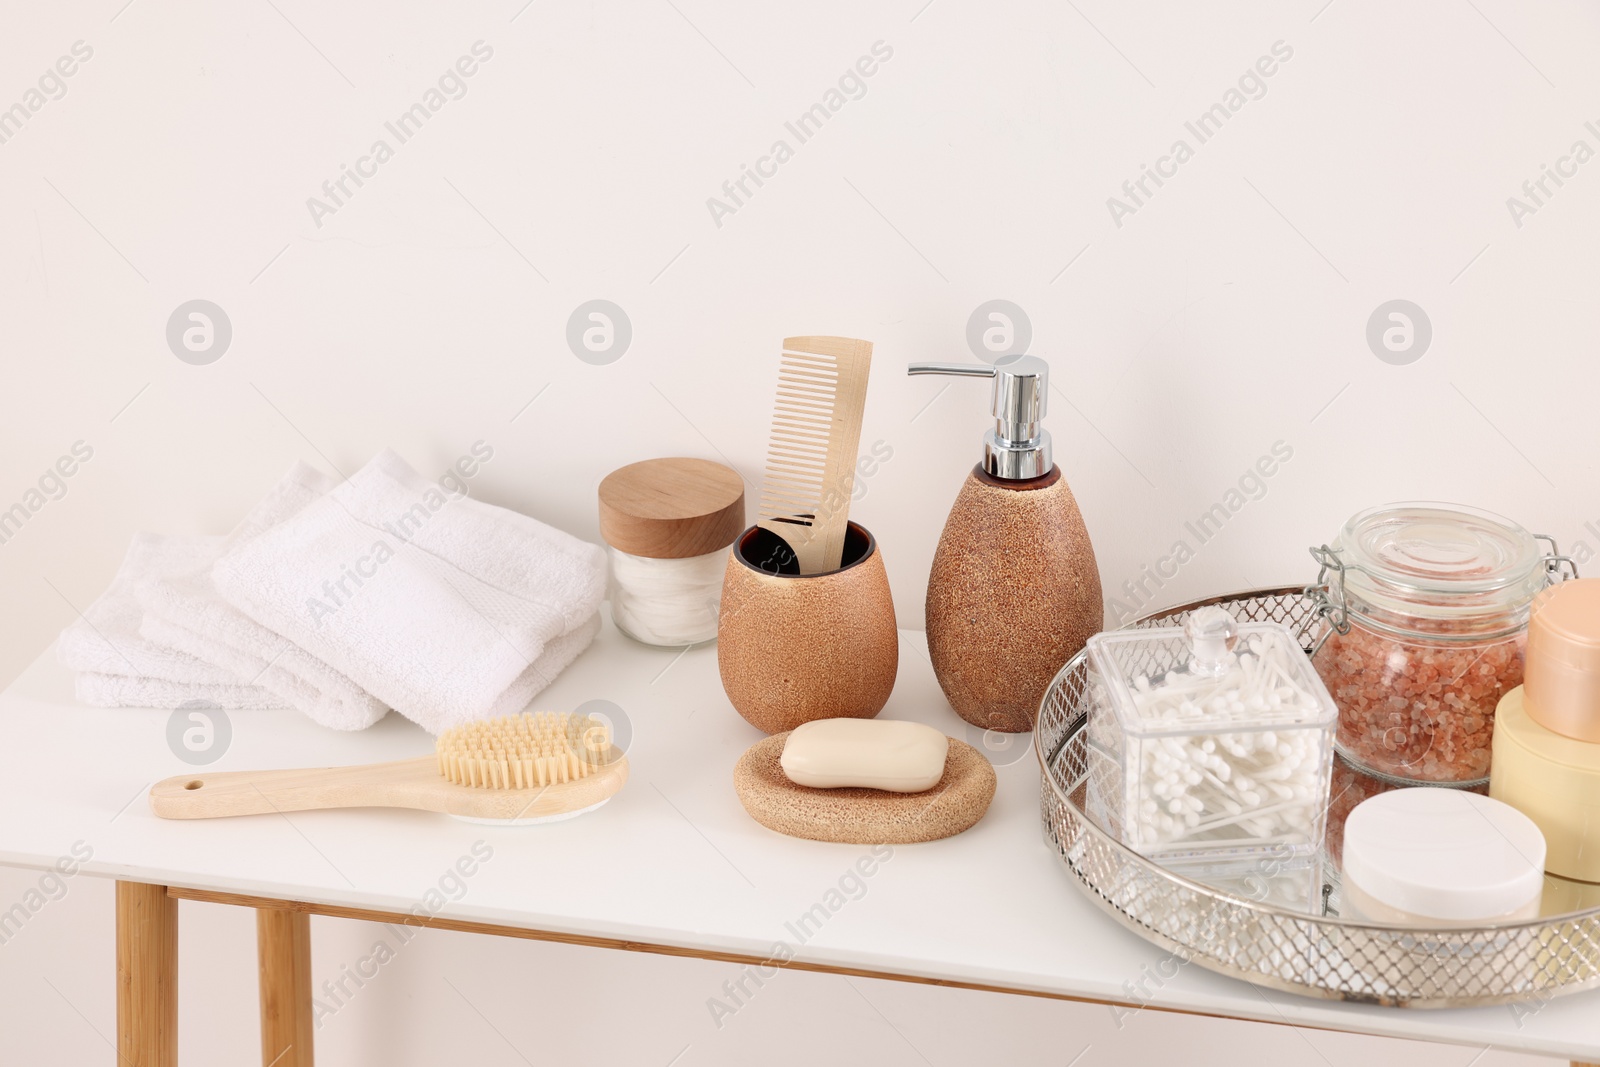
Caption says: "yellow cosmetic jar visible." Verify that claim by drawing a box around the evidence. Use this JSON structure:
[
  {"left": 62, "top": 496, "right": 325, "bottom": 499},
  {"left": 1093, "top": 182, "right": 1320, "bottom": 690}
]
[{"left": 1490, "top": 686, "right": 1600, "bottom": 882}]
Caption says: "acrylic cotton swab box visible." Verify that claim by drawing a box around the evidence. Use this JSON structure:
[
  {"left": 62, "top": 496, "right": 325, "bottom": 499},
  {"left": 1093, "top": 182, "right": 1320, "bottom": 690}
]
[{"left": 1084, "top": 607, "right": 1337, "bottom": 869}]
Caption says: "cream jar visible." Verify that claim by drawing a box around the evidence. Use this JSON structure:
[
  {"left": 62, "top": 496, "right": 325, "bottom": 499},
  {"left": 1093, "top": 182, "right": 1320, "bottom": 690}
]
[
  {"left": 598, "top": 458, "right": 745, "bottom": 648},
  {"left": 1489, "top": 580, "right": 1600, "bottom": 882},
  {"left": 1523, "top": 579, "right": 1600, "bottom": 741},
  {"left": 1341, "top": 788, "right": 1545, "bottom": 925},
  {"left": 1491, "top": 687, "right": 1600, "bottom": 882}
]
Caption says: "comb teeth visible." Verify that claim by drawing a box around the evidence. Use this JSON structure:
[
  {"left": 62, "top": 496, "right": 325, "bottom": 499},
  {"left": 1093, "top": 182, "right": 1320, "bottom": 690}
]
[
  {"left": 436, "top": 712, "right": 613, "bottom": 790},
  {"left": 756, "top": 337, "right": 873, "bottom": 573}
]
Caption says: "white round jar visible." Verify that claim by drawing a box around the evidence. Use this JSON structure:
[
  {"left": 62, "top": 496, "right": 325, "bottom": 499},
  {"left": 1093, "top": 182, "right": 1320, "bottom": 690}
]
[
  {"left": 1342, "top": 787, "right": 1545, "bottom": 925},
  {"left": 598, "top": 457, "right": 745, "bottom": 648}
]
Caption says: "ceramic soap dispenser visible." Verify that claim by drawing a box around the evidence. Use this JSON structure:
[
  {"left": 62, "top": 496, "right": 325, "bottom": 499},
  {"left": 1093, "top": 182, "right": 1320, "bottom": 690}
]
[{"left": 908, "top": 356, "right": 1103, "bottom": 733}]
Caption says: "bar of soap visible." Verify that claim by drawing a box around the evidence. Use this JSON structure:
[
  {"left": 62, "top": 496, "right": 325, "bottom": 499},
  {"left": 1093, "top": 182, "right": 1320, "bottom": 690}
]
[{"left": 780, "top": 718, "right": 949, "bottom": 793}]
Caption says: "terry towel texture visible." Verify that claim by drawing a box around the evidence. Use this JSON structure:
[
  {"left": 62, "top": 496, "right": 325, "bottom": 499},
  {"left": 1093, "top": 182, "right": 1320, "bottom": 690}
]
[
  {"left": 57, "top": 534, "right": 250, "bottom": 687},
  {"left": 214, "top": 451, "right": 606, "bottom": 734},
  {"left": 74, "top": 672, "right": 287, "bottom": 710},
  {"left": 57, "top": 533, "right": 283, "bottom": 709},
  {"left": 61, "top": 453, "right": 603, "bottom": 732},
  {"left": 135, "top": 462, "right": 388, "bottom": 731}
]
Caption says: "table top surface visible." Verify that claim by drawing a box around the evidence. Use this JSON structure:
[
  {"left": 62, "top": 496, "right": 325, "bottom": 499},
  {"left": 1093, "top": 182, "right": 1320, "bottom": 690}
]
[{"left": 3, "top": 620, "right": 1598, "bottom": 1059}]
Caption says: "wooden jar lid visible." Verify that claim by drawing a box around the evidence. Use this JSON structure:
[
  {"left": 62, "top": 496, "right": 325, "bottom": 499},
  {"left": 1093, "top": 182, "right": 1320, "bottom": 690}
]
[{"left": 598, "top": 458, "right": 745, "bottom": 559}]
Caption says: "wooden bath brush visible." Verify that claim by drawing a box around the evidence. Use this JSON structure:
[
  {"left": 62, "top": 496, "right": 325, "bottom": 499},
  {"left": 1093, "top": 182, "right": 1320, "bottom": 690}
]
[{"left": 150, "top": 712, "right": 628, "bottom": 826}]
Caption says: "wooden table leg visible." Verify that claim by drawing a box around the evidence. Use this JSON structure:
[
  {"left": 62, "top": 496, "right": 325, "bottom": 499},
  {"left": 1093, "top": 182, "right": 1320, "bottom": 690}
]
[
  {"left": 257, "top": 909, "right": 313, "bottom": 1067},
  {"left": 116, "top": 881, "right": 177, "bottom": 1067}
]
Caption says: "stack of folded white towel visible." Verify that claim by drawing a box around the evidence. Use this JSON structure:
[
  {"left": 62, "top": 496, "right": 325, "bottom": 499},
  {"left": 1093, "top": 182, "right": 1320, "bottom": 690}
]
[{"left": 58, "top": 451, "right": 607, "bottom": 734}]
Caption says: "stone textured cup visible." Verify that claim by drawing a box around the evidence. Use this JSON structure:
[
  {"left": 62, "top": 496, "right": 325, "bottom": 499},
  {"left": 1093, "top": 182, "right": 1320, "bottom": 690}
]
[{"left": 717, "top": 522, "right": 899, "bottom": 734}]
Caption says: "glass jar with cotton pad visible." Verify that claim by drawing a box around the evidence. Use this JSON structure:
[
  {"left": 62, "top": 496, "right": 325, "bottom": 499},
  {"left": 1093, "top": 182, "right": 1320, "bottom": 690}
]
[
  {"left": 598, "top": 458, "right": 745, "bottom": 647},
  {"left": 1084, "top": 607, "right": 1337, "bottom": 867},
  {"left": 1341, "top": 788, "right": 1545, "bottom": 925}
]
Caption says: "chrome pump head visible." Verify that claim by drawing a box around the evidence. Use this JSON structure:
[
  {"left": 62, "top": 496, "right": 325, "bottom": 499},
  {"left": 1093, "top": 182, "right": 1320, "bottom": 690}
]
[{"left": 907, "top": 354, "right": 1052, "bottom": 480}]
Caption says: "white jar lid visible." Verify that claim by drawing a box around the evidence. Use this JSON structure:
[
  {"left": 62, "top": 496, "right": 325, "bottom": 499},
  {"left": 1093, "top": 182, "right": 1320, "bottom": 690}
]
[{"left": 1343, "top": 788, "right": 1546, "bottom": 922}]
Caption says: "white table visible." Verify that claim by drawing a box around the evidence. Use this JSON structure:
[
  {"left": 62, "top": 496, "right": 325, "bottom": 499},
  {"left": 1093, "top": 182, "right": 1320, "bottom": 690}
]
[{"left": 2, "top": 623, "right": 1597, "bottom": 1066}]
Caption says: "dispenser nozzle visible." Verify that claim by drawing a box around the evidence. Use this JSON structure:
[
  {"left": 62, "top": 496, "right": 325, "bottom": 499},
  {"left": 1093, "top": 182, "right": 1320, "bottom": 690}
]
[{"left": 907, "top": 355, "right": 1053, "bottom": 480}]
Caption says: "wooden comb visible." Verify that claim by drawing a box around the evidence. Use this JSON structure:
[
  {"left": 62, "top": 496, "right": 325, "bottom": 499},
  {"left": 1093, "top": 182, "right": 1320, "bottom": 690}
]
[{"left": 756, "top": 336, "right": 874, "bottom": 574}]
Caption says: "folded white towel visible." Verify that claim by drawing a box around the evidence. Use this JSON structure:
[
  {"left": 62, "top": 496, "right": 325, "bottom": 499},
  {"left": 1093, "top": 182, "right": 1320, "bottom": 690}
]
[
  {"left": 135, "top": 462, "right": 390, "bottom": 732},
  {"left": 74, "top": 671, "right": 286, "bottom": 710},
  {"left": 57, "top": 533, "right": 248, "bottom": 686},
  {"left": 139, "top": 612, "right": 323, "bottom": 708},
  {"left": 214, "top": 450, "right": 606, "bottom": 733}
]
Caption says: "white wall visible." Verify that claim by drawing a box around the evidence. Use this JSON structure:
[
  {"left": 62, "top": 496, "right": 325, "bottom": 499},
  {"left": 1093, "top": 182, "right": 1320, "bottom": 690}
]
[{"left": 1, "top": 0, "right": 1594, "bottom": 1062}]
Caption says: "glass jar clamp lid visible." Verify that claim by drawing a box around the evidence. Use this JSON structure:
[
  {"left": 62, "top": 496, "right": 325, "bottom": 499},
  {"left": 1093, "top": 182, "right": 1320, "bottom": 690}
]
[{"left": 1308, "top": 502, "right": 1574, "bottom": 643}]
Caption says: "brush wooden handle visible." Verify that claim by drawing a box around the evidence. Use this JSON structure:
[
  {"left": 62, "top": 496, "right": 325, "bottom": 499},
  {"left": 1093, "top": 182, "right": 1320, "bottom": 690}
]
[
  {"left": 149, "top": 755, "right": 629, "bottom": 822},
  {"left": 151, "top": 758, "right": 440, "bottom": 818}
]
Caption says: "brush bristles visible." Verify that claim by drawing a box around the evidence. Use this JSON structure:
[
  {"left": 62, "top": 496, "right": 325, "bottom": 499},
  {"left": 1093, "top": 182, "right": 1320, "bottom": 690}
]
[{"left": 436, "top": 712, "right": 613, "bottom": 790}]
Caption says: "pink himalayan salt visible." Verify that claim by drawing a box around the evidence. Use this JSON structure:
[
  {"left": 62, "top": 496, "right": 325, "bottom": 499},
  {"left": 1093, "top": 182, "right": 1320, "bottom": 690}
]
[{"left": 1313, "top": 624, "right": 1523, "bottom": 784}]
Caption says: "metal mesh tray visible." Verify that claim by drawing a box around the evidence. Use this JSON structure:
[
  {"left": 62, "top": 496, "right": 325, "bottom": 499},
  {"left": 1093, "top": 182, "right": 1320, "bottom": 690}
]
[{"left": 1037, "top": 587, "right": 1600, "bottom": 1007}]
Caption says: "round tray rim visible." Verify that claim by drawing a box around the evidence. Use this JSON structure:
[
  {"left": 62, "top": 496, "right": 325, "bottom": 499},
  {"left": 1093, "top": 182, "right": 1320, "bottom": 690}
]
[{"left": 1036, "top": 584, "right": 1600, "bottom": 1007}]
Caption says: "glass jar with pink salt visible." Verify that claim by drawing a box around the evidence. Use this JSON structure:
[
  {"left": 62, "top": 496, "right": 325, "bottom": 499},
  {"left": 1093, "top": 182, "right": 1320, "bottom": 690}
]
[{"left": 1306, "top": 503, "right": 1570, "bottom": 786}]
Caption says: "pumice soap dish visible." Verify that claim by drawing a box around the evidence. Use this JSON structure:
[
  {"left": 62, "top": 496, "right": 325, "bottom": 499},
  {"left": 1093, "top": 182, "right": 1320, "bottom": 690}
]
[{"left": 734, "top": 718, "right": 995, "bottom": 844}]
